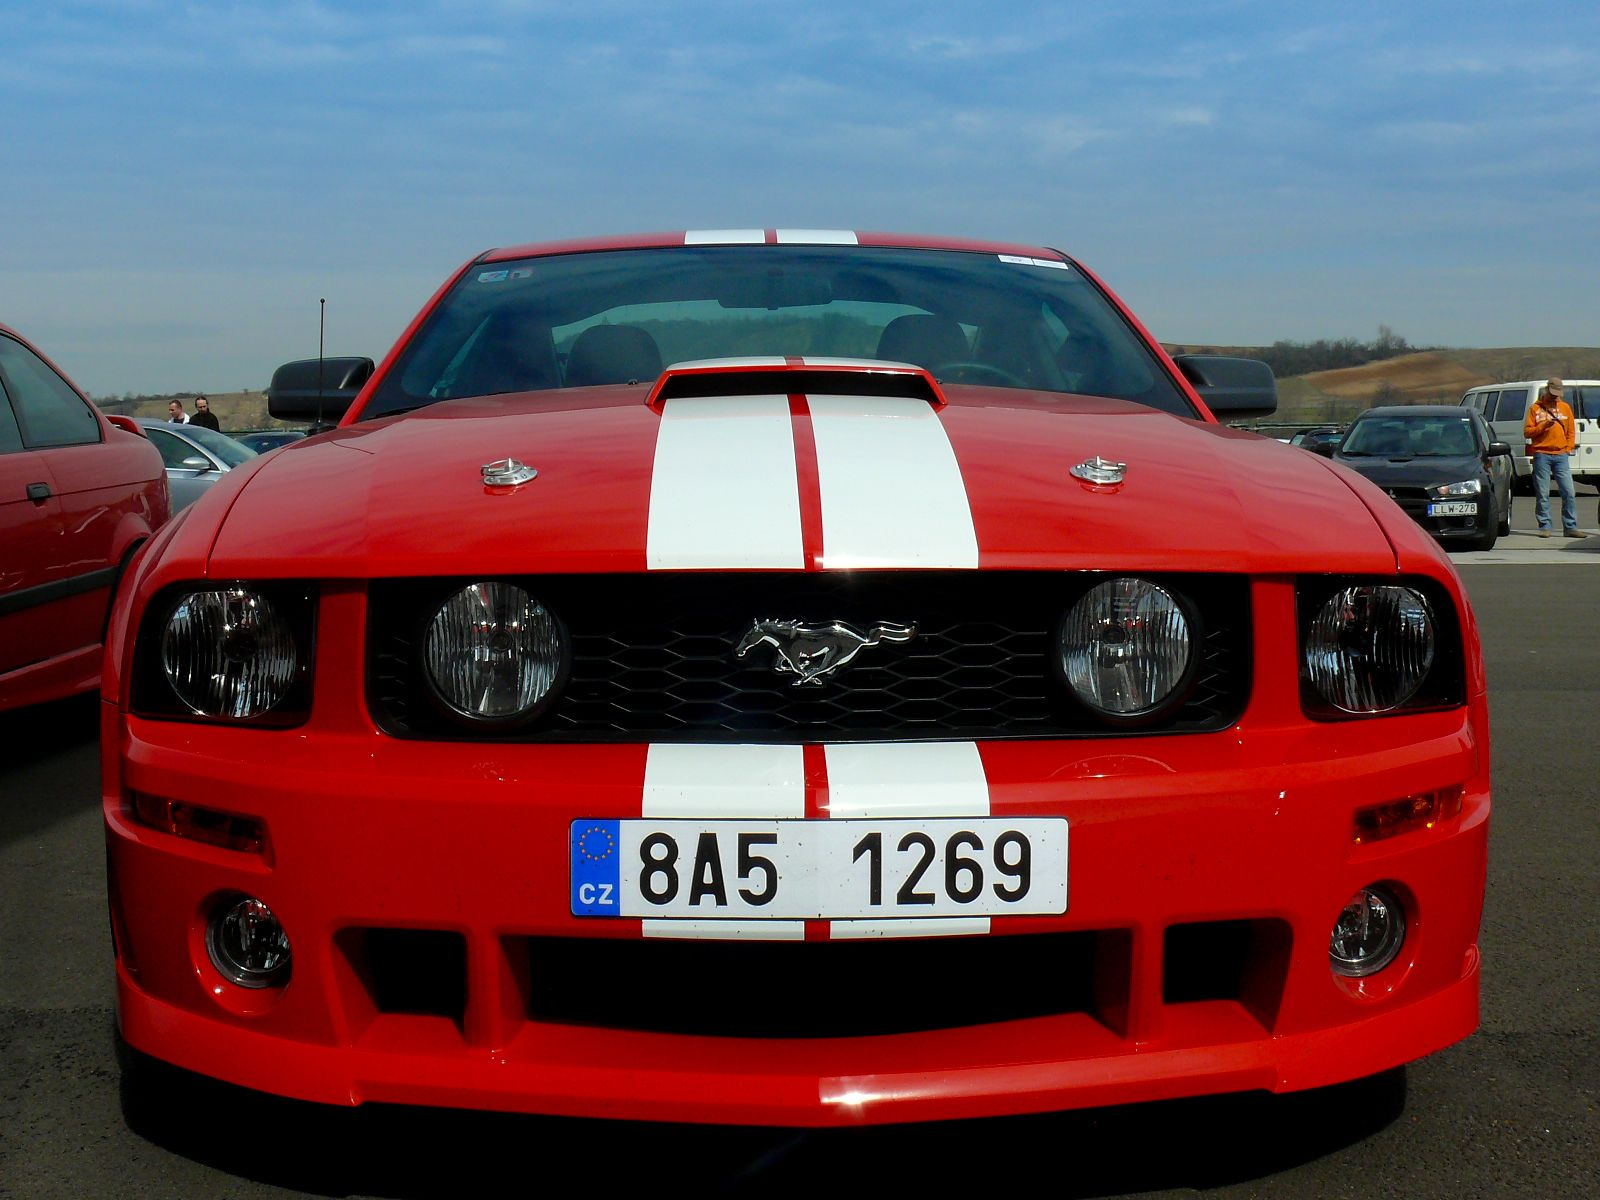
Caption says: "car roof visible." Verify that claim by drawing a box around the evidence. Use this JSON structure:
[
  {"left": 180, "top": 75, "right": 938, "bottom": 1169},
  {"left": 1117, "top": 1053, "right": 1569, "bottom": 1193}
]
[
  {"left": 1464, "top": 379, "right": 1600, "bottom": 390},
  {"left": 1359, "top": 405, "right": 1478, "bottom": 419},
  {"left": 481, "top": 230, "right": 1069, "bottom": 264}
]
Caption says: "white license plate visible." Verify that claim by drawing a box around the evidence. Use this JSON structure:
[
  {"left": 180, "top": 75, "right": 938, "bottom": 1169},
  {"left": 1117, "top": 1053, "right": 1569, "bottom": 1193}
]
[
  {"left": 571, "top": 818, "right": 1068, "bottom": 920},
  {"left": 1427, "top": 501, "right": 1477, "bottom": 516}
]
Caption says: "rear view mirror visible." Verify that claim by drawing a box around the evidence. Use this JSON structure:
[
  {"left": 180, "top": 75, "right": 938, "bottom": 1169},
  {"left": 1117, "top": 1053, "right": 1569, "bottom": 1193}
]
[
  {"left": 267, "top": 356, "right": 375, "bottom": 422},
  {"left": 1171, "top": 355, "right": 1278, "bottom": 419},
  {"left": 179, "top": 455, "right": 211, "bottom": 472},
  {"left": 716, "top": 272, "right": 834, "bottom": 310},
  {"left": 1487, "top": 441, "right": 1512, "bottom": 457},
  {"left": 1311, "top": 442, "right": 1337, "bottom": 458}
]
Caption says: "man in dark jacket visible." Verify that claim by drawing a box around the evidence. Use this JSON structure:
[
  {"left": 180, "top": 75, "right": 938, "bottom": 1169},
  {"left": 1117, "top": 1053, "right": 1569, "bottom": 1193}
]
[{"left": 189, "top": 395, "right": 221, "bottom": 431}]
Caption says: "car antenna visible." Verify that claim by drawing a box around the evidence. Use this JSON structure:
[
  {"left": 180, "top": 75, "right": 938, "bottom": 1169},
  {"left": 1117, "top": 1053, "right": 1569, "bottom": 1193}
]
[{"left": 315, "top": 297, "right": 326, "bottom": 430}]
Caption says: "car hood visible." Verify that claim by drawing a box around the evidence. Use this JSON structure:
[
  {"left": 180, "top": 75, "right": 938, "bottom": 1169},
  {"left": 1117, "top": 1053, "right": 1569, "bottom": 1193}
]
[
  {"left": 206, "top": 388, "right": 1401, "bottom": 577},
  {"left": 1333, "top": 453, "right": 1487, "bottom": 489}
]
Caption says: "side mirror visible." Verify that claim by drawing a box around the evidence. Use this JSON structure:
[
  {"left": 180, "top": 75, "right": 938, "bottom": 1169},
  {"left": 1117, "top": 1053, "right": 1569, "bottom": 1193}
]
[
  {"left": 1311, "top": 441, "right": 1338, "bottom": 458},
  {"left": 1171, "top": 355, "right": 1278, "bottom": 419},
  {"left": 1487, "top": 441, "right": 1512, "bottom": 457},
  {"left": 179, "top": 455, "right": 212, "bottom": 472},
  {"left": 267, "top": 356, "right": 375, "bottom": 422},
  {"left": 105, "top": 414, "right": 146, "bottom": 437}
]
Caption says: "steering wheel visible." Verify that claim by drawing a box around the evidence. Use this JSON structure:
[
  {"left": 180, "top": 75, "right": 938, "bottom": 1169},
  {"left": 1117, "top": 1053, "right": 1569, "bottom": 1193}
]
[{"left": 930, "top": 361, "right": 1027, "bottom": 387}]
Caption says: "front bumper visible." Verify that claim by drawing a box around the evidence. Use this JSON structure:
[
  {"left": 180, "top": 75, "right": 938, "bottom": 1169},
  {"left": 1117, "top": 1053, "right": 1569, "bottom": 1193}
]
[{"left": 105, "top": 700, "right": 1488, "bottom": 1126}]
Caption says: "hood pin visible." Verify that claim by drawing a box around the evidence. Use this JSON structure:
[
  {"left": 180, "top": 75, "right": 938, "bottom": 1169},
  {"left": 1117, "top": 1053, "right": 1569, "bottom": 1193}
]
[
  {"left": 1070, "top": 456, "right": 1127, "bottom": 486},
  {"left": 482, "top": 458, "right": 538, "bottom": 488}
]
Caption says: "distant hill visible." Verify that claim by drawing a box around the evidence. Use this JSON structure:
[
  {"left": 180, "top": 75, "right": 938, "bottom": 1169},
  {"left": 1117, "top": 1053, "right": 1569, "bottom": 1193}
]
[
  {"left": 1164, "top": 345, "right": 1600, "bottom": 426},
  {"left": 94, "top": 390, "right": 290, "bottom": 433}
]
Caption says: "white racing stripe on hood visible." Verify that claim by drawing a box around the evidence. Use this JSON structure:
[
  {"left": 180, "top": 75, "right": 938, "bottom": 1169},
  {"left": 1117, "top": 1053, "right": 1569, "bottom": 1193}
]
[
  {"left": 641, "top": 743, "right": 806, "bottom": 940},
  {"left": 647, "top": 395, "right": 804, "bottom": 569},
  {"left": 826, "top": 742, "right": 991, "bottom": 939},
  {"left": 808, "top": 395, "right": 980, "bottom": 569}
]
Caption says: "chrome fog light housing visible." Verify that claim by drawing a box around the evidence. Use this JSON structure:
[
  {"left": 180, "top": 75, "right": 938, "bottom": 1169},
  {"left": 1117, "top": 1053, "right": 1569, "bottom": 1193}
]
[
  {"left": 1058, "top": 577, "right": 1194, "bottom": 720},
  {"left": 161, "top": 588, "right": 300, "bottom": 718},
  {"left": 1304, "top": 585, "right": 1434, "bottom": 714},
  {"left": 1330, "top": 885, "right": 1406, "bottom": 977},
  {"left": 424, "top": 582, "right": 566, "bottom": 722},
  {"left": 207, "top": 896, "right": 292, "bottom": 989}
]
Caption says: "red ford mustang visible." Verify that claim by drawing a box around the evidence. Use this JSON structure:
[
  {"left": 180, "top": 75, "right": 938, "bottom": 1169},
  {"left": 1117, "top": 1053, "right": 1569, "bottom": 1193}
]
[
  {"left": 103, "top": 231, "right": 1488, "bottom": 1126},
  {"left": 1, "top": 324, "right": 168, "bottom": 712}
]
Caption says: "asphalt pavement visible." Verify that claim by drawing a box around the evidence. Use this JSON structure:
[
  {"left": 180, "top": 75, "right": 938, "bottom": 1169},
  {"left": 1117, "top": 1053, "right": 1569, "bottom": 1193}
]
[{"left": 1, "top": 560, "right": 1595, "bottom": 1199}]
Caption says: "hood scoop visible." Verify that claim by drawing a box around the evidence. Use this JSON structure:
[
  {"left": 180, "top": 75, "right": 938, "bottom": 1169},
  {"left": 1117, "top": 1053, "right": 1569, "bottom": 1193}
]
[{"left": 646, "top": 357, "right": 947, "bottom": 411}]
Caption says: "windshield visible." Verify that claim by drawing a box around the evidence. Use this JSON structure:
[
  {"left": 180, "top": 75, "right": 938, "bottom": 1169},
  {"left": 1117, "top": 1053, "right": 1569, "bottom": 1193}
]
[
  {"left": 361, "top": 245, "right": 1193, "bottom": 420},
  {"left": 1341, "top": 415, "right": 1480, "bottom": 458}
]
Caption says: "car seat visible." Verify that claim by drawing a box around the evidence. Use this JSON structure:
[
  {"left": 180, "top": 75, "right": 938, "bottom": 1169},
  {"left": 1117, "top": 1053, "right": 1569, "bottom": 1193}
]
[
  {"left": 564, "top": 325, "right": 664, "bottom": 387},
  {"left": 875, "top": 314, "right": 970, "bottom": 370}
]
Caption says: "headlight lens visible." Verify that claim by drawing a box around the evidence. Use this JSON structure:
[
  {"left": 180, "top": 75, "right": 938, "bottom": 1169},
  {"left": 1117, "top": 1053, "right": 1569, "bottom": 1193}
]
[
  {"left": 1304, "top": 585, "right": 1434, "bottom": 713},
  {"left": 424, "top": 582, "right": 565, "bottom": 722},
  {"left": 1059, "top": 577, "right": 1193, "bottom": 719},
  {"left": 161, "top": 588, "right": 300, "bottom": 718},
  {"left": 1431, "top": 479, "right": 1482, "bottom": 497},
  {"left": 1330, "top": 885, "right": 1406, "bottom": 977}
]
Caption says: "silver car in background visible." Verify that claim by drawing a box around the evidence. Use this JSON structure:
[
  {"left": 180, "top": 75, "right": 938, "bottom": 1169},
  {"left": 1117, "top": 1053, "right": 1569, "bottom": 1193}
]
[{"left": 134, "top": 418, "right": 257, "bottom": 511}]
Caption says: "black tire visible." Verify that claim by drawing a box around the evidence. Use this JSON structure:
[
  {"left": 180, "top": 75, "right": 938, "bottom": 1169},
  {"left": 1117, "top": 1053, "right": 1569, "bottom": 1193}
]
[
  {"left": 1498, "top": 492, "right": 1512, "bottom": 537},
  {"left": 1470, "top": 508, "right": 1498, "bottom": 551}
]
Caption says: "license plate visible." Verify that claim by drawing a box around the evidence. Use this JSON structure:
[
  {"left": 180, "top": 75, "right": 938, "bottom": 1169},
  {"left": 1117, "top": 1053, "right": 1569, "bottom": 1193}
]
[
  {"left": 1427, "top": 501, "right": 1477, "bottom": 516},
  {"left": 571, "top": 818, "right": 1068, "bottom": 920}
]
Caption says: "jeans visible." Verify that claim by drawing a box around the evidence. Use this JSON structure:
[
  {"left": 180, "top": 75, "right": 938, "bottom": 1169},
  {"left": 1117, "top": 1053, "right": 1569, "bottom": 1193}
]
[{"left": 1531, "top": 452, "right": 1578, "bottom": 532}]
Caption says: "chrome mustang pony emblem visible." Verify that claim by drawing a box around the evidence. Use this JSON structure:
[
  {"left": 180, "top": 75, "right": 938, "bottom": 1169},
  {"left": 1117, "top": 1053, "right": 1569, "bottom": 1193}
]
[{"left": 735, "top": 619, "right": 917, "bottom": 686}]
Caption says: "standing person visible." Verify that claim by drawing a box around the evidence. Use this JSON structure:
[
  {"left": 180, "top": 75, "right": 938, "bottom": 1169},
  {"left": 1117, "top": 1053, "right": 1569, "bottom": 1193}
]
[
  {"left": 166, "top": 399, "right": 188, "bottom": 424},
  {"left": 1524, "top": 378, "right": 1588, "bottom": 538},
  {"left": 189, "top": 395, "right": 220, "bottom": 431}
]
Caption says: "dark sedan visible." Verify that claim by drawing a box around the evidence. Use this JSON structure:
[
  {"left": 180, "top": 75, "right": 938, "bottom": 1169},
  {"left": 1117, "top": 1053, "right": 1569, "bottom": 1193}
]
[{"left": 1323, "top": 405, "right": 1512, "bottom": 550}]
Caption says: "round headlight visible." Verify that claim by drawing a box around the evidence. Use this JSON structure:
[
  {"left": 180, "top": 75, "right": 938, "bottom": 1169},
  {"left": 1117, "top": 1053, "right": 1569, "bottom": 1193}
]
[
  {"left": 1059, "top": 578, "right": 1194, "bottom": 719},
  {"left": 161, "top": 588, "right": 299, "bottom": 718},
  {"left": 1330, "top": 885, "right": 1406, "bottom": 977},
  {"left": 1305, "top": 586, "right": 1434, "bottom": 713},
  {"left": 424, "top": 582, "right": 565, "bottom": 722}
]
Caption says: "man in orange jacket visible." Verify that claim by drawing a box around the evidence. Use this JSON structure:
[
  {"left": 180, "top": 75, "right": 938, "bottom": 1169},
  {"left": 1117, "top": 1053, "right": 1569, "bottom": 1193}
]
[{"left": 1524, "top": 378, "right": 1587, "bottom": 538}]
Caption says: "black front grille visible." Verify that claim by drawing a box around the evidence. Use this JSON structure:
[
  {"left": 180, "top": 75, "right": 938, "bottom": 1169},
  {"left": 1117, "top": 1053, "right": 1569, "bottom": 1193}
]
[
  {"left": 524, "top": 932, "right": 1110, "bottom": 1037},
  {"left": 368, "top": 572, "right": 1251, "bottom": 742}
]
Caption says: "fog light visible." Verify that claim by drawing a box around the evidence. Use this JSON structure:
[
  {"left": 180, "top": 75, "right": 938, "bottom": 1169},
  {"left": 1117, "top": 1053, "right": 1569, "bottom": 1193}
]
[
  {"left": 1329, "top": 885, "right": 1405, "bottom": 977},
  {"left": 207, "top": 897, "right": 292, "bottom": 988}
]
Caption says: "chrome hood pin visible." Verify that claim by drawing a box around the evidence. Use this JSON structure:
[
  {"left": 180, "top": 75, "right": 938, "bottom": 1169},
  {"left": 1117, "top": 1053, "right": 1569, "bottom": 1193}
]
[
  {"left": 1071, "top": 456, "right": 1127, "bottom": 485},
  {"left": 482, "top": 458, "right": 538, "bottom": 487}
]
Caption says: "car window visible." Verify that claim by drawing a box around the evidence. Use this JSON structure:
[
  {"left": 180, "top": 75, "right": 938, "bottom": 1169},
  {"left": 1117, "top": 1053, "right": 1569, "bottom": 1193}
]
[
  {"left": 146, "top": 427, "right": 202, "bottom": 469},
  {"left": 1492, "top": 388, "right": 1529, "bottom": 422},
  {"left": 0, "top": 389, "right": 22, "bottom": 454},
  {"left": 1569, "top": 387, "right": 1600, "bottom": 420},
  {"left": 368, "top": 245, "right": 1194, "bottom": 420},
  {"left": 1462, "top": 390, "right": 1492, "bottom": 416},
  {"left": 0, "top": 334, "right": 101, "bottom": 449}
]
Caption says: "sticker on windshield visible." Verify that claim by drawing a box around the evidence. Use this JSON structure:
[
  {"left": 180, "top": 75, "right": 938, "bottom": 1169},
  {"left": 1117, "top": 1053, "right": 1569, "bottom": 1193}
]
[
  {"left": 477, "top": 269, "right": 510, "bottom": 283},
  {"left": 998, "top": 255, "right": 1070, "bottom": 270}
]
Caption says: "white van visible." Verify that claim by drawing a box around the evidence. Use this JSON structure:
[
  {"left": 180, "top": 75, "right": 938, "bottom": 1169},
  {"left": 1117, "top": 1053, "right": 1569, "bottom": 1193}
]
[{"left": 1459, "top": 380, "right": 1600, "bottom": 487}]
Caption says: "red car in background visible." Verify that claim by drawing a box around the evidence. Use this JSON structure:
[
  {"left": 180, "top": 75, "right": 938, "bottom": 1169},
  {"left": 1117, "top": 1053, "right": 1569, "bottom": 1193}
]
[
  {"left": 0, "top": 325, "right": 168, "bottom": 712},
  {"left": 103, "top": 232, "right": 1487, "bottom": 1126}
]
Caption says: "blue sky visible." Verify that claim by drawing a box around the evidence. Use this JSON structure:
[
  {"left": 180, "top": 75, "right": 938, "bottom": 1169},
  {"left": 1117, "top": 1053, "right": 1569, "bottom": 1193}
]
[{"left": 3, "top": 1, "right": 1597, "bottom": 396}]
